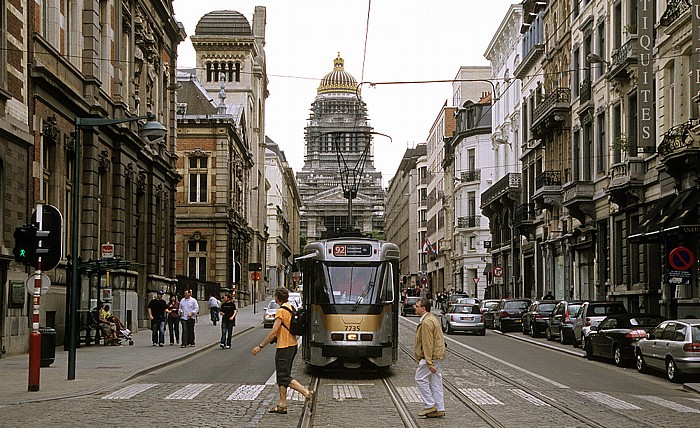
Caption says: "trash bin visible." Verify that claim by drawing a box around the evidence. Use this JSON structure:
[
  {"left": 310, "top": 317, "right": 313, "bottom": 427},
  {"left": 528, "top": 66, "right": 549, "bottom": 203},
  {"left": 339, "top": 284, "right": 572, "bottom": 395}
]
[{"left": 39, "top": 327, "right": 56, "bottom": 367}]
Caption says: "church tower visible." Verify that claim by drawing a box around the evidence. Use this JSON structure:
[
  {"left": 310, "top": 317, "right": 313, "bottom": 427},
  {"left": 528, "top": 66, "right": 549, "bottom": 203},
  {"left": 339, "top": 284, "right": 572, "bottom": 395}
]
[{"left": 297, "top": 54, "right": 385, "bottom": 241}]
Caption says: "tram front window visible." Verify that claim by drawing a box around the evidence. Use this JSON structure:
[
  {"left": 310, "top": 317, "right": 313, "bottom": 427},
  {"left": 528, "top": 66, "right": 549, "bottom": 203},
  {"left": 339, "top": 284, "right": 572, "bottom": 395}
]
[{"left": 320, "top": 263, "right": 393, "bottom": 305}]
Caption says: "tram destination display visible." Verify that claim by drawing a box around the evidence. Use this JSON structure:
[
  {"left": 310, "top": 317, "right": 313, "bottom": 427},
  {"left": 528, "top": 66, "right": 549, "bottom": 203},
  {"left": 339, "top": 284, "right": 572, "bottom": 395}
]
[{"left": 333, "top": 243, "right": 372, "bottom": 257}]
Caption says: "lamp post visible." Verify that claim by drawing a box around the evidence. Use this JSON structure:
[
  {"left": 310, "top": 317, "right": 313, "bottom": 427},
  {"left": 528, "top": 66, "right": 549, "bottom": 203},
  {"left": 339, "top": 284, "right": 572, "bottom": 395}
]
[{"left": 68, "top": 114, "right": 166, "bottom": 380}]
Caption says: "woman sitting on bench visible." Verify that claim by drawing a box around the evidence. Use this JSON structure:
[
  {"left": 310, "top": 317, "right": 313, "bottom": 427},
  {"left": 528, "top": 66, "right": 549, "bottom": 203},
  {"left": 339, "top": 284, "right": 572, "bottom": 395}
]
[{"left": 96, "top": 301, "right": 120, "bottom": 345}]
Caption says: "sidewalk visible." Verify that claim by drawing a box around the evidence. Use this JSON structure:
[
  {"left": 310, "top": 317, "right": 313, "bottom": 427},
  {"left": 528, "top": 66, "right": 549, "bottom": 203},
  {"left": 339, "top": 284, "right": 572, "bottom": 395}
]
[{"left": 1, "top": 299, "right": 268, "bottom": 405}]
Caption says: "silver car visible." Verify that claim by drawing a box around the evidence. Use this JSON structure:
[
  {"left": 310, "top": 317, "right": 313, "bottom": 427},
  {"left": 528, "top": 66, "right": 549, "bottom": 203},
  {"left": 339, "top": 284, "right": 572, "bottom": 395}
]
[
  {"left": 441, "top": 303, "right": 485, "bottom": 335},
  {"left": 263, "top": 300, "right": 279, "bottom": 328},
  {"left": 635, "top": 319, "right": 700, "bottom": 382}
]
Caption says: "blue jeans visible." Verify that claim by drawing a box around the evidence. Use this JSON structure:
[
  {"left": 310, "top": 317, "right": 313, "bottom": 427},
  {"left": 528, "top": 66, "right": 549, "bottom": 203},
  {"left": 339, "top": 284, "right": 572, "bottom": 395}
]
[
  {"left": 220, "top": 321, "right": 234, "bottom": 347},
  {"left": 151, "top": 319, "right": 165, "bottom": 345}
]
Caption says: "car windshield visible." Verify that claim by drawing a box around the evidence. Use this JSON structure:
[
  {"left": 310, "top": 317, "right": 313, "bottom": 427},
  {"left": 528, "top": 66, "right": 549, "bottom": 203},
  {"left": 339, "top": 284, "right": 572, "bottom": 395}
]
[
  {"left": 267, "top": 301, "right": 279, "bottom": 310},
  {"left": 406, "top": 297, "right": 419, "bottom": 305},
  {"left": 629, "top": 316, "right": 664, "bottom": 327},
  {"left": 568, "top": 304, "right": 582, "bottom": 316},
  {"left": 505, "top": 301, "right": 528, "bottom": 309},
  {"left": 538, "top": 303, "right": 556, "bottom": 312},
  {"left": 591, "top": 304, "right": 626, "bottom": 315}
]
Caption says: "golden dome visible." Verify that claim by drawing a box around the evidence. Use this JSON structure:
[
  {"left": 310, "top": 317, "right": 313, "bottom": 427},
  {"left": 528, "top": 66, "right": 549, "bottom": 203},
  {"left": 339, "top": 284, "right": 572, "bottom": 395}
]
[{"left": 317, "top": 53, "right": 359, "bottom": 95}]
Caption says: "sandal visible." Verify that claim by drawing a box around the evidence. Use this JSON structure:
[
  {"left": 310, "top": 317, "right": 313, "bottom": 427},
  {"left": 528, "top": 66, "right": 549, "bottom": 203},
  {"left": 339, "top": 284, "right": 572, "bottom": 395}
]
[
  {"left": 268, "top": 405, "right": 287, "bottom": 414},
  {"left": 307, "top": 390, "right": 315, "bottom": 413}
]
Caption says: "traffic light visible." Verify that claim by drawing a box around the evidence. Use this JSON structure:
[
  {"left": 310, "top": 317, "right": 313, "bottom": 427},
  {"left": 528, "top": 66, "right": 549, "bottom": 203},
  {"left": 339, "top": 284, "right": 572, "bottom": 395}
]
[{"left": 13, "top": 225, "right": 37, "bottom": 266}]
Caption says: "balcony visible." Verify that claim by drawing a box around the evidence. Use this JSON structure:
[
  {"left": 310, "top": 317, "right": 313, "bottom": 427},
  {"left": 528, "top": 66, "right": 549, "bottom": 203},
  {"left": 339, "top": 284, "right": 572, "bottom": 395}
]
[
  {"left": 481, "top": 173, "right": 521, "bottom": 219},
  {"left": 562, "top": 181, "right": 595, "bottom": 223},
  {"left": 579, "top": 78, "right": 592, "bottom": 104},
  {"left": 532, "top": 88, "right": 571, "bottom": 139},
  {"left": 457, "top": 215, "right": 481, "bottom": 229},
  {"left": 606, "top": 158, "right": 646, "bottom": 208},
  {"left": 460, "top": 170, "right": 481, "bottom": 183},
  {"left": 513, "top": 203, "right": 537, "bottom": 238},
  {"left": 533, "top": 171, "right": 562, "bottom": 209},
  {"left": 657, "top": 119, "right": 700, "bottom": 183},
  {"left": 608, "top": 36, "right": 637, "bottom": 81},
  {"left": 659, "top": 0, "right": 692, "bottom": 27}
]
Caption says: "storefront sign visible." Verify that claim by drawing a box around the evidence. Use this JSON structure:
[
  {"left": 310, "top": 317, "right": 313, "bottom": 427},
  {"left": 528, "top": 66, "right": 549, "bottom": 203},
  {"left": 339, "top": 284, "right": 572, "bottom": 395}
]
[
  {"left": 638, "top": 0, "right": 655, "bottom": 153},
  {"left": 694, "top": 1, "right": 700, "bottom": 104}
]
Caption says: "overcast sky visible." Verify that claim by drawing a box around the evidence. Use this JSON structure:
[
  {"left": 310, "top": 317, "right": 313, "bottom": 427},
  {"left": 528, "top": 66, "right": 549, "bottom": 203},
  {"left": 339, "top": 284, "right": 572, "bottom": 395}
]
[{"left": 172, "top": 0, "right": 515, "bottom": 186}]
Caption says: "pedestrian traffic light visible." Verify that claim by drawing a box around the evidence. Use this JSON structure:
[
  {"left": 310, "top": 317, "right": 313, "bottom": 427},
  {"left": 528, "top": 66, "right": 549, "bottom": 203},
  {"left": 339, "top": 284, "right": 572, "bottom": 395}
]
[{"left": 13, "top": 225, "right": 37, "bottom": 266}]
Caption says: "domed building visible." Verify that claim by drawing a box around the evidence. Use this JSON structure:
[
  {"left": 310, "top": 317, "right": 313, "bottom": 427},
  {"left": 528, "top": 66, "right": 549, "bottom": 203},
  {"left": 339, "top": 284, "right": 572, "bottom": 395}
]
[{"left": 297, "top": 54, "right": 385, "bottom": 241}]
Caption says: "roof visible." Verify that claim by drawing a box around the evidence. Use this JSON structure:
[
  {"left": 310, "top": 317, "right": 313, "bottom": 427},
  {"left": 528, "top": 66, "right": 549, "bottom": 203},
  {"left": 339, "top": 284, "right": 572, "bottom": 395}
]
[
  {"left": 194, "top": 10, "right": 252, "bottom": 36},
  {"left": 317, "top": 53, "right": 358, "bottom": 95}
]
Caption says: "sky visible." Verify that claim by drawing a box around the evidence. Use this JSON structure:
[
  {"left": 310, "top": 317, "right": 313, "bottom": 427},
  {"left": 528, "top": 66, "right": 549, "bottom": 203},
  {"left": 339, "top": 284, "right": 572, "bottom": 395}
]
[{"left": 172, "top": 0, "right": 516, "bottom": 186}]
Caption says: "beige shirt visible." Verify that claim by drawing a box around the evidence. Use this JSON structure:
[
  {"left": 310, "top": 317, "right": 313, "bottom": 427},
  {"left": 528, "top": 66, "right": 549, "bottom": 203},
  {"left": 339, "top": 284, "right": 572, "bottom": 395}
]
[{"left": 414, "top": 311, "right": 446, "bottom": 367}]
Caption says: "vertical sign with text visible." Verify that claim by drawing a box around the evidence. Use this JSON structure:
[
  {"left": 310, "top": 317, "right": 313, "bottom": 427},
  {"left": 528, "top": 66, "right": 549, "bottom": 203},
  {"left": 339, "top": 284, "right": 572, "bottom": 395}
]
[
  {"left": 694, "top": 1, "right": 700, "bottom": 105},
  {"left": 638, "top": 0, "right": 655, "bottom": 153}
]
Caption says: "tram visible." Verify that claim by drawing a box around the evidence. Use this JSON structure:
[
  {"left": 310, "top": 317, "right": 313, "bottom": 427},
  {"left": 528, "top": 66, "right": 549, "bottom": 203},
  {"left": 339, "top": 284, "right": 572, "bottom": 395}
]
[{"left": 298, "top": 235, "right": 400, "bottom": 369}]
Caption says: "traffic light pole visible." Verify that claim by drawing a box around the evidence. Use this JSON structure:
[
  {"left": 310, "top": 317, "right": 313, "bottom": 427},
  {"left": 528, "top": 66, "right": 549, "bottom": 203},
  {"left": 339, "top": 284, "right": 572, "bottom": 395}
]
[{"left": 28, "top": 204, "right": 44, "bottom": 391}]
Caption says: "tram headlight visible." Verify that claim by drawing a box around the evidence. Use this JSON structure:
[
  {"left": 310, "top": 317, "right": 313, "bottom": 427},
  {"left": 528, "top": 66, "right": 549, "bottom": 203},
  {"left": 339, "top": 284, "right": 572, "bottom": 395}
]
[
  {"left": 331, "top": 333, "right": 344, "bottom": 341},
  {"left": 360, "top": 333, "right": 373, "bottom": 341},
  {"left": 346, "top": 333, "right": 359, "bottom": 341}
]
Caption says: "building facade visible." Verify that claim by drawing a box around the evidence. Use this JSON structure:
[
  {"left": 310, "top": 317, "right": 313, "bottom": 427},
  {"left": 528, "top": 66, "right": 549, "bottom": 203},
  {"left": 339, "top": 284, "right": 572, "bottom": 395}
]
[{"left": 297, "top": 54, "right": 384, "bottom": 241}]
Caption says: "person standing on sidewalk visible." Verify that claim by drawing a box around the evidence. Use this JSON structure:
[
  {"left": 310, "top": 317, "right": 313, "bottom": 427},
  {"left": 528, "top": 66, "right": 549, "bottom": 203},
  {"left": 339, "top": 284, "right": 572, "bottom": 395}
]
[
  {"left": 147, "top": 291, "right": 167, "bottom": 347},
  {"left": 208, "top": 293, "right": 221, "bottom": 325},
  {"left": 252, "top": 286, "right": 314, "bottom": 415},
  {"left": 219, "top": 294, "right": 238, "bottom": 349},
  {"left": 414, "top": 296, "right": 446, "bottom": 418},
  {"left": 179, "top": 289, "right": 199, "bottom": 347},
  {"left": 166, "top": 294, "right": 180, "bottom": 345}
]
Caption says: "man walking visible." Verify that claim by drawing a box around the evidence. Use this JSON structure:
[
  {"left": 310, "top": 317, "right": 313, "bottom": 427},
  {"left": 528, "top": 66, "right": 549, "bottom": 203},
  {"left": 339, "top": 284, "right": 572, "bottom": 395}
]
[
  {"left": 179, "top": 289, "right": 199, "bottom": 347},
  {"left": 414, "top": 296, "right": 446, "bottom": 418},
  {"left": 147, "top": 290, "right": 167, "bottom": 347},
  {"left": 219, "top": 294, "right": 238, "bottom": 349},
  {"left": 209, "top": 293, "right": 221, "bottom": 325}
]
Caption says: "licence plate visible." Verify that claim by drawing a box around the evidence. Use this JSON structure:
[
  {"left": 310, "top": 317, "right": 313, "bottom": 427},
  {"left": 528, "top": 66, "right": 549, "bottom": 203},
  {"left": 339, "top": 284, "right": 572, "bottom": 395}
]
[
  {"left": 514, "top": 319, "right": 521, "bottom": 323},
  {"left": 460, "top": 316, "right": 472, "bottom": 321}
]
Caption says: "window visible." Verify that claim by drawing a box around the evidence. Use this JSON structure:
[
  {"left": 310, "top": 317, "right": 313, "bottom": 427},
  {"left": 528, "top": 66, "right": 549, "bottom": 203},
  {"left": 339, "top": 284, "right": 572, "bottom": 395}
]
[
  {"left": 572, "top": 48, "right": 580, "bottom": 98},
  {"left": 188, "top": 157, "right": 208, "bottom": 203},
  {"left": 188, "top": 240, "right": 207, "bottom": 280},
  {"left": 0, "top": 0, "right": 6, "bottom": 92},
  {"left": 596, "top": 22, "right": 606, "bottom": 80},
  {"left": 596, "top": 112, "right": 606, "bottom": 173},
  {"left": 573, "top": 129, "right": 581, "bottom": 180},
  {"left": 612, "top": 104, "right": 622, "bottom": 163},
  {"left": 628, "top": 92, "right": 638, "bottom": 155}
]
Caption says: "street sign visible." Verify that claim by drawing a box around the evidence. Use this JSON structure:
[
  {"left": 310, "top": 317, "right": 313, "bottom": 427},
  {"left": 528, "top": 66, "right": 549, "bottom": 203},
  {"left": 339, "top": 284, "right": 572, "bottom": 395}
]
[
  {"left": 472, "top": 277, "right": 480, "bottom": 284},
  {"left": 251, "top": 271, "right": 260, "bottom": 281},
  {"left": 420, "top": 276, "right": 427, "bottom": 285},
  {"left": 667, "top": 269, "right": 691, "bottom": 285},
  {"left": 668, "top": 246, "right": 695, "bottom": 271},
  {"left": 25, "top": 273, "right": 51, "bottom": 295},
  {"left": 101, "top": 243, "right": 114, "bottom": 259},
  {"left": 249, "top": 262, "right": 262, "bottom": 271},
  {"left": 493, "top": 265, "right": 504, "bottom": 277}
]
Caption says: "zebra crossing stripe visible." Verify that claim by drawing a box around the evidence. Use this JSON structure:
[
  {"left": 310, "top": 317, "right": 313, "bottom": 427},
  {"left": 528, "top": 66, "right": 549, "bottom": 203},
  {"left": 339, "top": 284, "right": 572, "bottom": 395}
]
[
  {"left": 636, "top": 395, "right": 700, "bottom": 413},
  {"left": 227, "top": 385, "right": 266, "bottom": 401},
  {"left": 459, "top": 388, "right": 504, "bottom": 405},
  {"left": 265, "top": 372, "right": 277, "bottom": 386},
  {"left": 102, "top": 383, "right": 158, "bottom": 400},
  {"left": 508, "top": 388, "right": 550, "bottom": 406},
  {"left": 577, "top": 391, "right": 640, "bottom": 410},
  {"left": 287, "top": 389, "right": 305, "bottom": 401},
  {"left": 164, "top": 383, "right": 212, "bottom": 400},
  {"left": 396, "top": 386, "right": 422, "bottom": 403},
  {"left": 333, "top": 385, "right": 362, "bottom": 400}
]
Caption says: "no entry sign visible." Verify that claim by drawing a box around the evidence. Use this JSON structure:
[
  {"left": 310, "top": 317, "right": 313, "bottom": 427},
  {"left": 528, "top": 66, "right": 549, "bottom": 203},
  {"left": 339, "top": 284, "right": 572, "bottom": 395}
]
[{"left": 668, "top": 246, "right": 695, "bottom": 271}]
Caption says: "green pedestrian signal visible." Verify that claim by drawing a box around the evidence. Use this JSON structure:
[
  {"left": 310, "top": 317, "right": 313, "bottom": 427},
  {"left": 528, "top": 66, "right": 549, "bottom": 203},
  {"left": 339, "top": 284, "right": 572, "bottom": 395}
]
[{"left": 13, "top": 225, "right": 37, "bottom": 266}]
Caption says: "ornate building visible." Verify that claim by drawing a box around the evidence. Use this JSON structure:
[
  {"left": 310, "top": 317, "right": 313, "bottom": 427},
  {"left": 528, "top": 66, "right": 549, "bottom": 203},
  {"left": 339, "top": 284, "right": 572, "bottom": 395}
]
[{"left": 297, "top": 54, "right": 384, "bottom": 241}]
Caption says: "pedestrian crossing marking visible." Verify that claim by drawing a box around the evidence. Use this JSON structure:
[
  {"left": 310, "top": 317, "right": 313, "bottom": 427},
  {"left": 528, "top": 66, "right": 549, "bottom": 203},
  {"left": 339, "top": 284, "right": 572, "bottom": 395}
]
[
  {"left": 333, "top": 384, "right": 362, "bottom": 400},
  {"left": 164, "top": 383, "right": 212, "bottom": 400},
  {"left": 102, "top": 383, "right": 158, "bottom": 400},
  {"left": 227, "top": 385, "right": 266, "bottom": 401},
  {"left": 459, "top": 388, "right": 504, "bottom": 405},
  {"left": 396, "top": 386, "right": 422, "bottom": 403},
  {"left": 265, "top": 372, "right": 277, "bottom": 385},
  {"left": 635, "top": 395, "right": 700, "bottom": 413},
  {"left": 287, "top": 389, "right": 305, "bottom": 401},
  {"left": 577, "top": 391, "right": 640, "bottom": 410},
  {"left": 508, "top": 388, "right": 550, "bottom": 406}
]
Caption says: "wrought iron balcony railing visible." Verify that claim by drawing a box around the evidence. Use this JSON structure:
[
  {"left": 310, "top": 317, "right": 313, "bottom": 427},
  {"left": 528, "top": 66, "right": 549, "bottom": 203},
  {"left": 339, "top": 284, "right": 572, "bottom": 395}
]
[
  {"left": 457, "top": 215, "right": 481, "bottom": 228},
  {"left": 460, "top": 170, "right": 481, "bottom": 183},
  {"left": 535, "top": 171, "right": 562, "bottom": 189},
  {"left": 513, "top": 203, "right": 536, "bottom": 225},
  {"left": 660, "top": 0, "right": 691, "bottom": 27},
  {"left": 658, "top": 120, "right": 699, "bottom": 157},
  {"left": 533, "top": 88, "right": 571, "bottom": 124}
]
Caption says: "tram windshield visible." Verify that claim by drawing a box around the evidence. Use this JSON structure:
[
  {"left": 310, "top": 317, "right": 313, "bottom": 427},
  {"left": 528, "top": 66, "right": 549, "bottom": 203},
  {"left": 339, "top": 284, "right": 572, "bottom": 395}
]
[{"left": 311, "top": 261, "right": 395, "bottom": 305}]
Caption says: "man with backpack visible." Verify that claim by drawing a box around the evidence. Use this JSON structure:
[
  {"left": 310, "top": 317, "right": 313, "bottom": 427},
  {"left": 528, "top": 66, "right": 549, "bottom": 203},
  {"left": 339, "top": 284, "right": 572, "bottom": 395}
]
[{"left": 252, "top": 287, "right": 314, "bottom": 415}]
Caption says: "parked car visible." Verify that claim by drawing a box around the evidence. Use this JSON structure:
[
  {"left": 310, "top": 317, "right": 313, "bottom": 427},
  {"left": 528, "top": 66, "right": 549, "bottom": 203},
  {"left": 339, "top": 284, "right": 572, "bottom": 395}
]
[
  {"left": 585, "top": 313, "right": 665, "bottom": 366},
  {"left": 481, "top": 300, "right": 501, "bottom": 329},
  {"left": 444, "top": 293, "right": 468, "bottom": 313},
  {"left": 522, "top": 300, "right": 558, "bottom": 337},
  {"left": 575, "top": 301, "right": 628, "bottom": 348},
  {"left": 288, "top": 292, "right": 302, "bottom": 309},
  {"left": 493, "top": 299, "right": 531, "bottom": 332},
  {"left": 635, "top": 319, "right": 700, "bottom": 382},
  {"left": 402, "top": 296, "right": 420, "bottom": 316},
  {"left": 546, "top": 300, "right": 584, "bottom": 344},
  {"left": 441, "top": 303, "right": 485, "bottom": 335},
  {"left": 263, "top": 300, "right": 279, "bottom": 328}
]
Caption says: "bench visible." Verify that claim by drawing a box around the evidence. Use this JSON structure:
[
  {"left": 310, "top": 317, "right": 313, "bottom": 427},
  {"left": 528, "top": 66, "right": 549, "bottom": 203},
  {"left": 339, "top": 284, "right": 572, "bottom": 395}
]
[{"left": 78, "top": 310, "right": 104, "bottom": 346}]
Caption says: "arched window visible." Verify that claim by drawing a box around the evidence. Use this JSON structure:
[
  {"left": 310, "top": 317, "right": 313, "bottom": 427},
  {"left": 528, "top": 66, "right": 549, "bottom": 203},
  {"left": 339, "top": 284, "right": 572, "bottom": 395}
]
[
  {"left": 227, "top": 62, "right": 234, "bottom": 83},
  {"left": 206, "top": 62, "right": 212, "bottom": 82},
  {"left": 235, "top": 62, "right": 241, "bottom": 82}
]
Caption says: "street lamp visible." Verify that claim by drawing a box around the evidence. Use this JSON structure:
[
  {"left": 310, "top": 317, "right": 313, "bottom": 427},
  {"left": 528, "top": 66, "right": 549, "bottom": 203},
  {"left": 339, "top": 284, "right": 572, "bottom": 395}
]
[{"left": 68, "top": 114, "right": 166, "bottom": 380}]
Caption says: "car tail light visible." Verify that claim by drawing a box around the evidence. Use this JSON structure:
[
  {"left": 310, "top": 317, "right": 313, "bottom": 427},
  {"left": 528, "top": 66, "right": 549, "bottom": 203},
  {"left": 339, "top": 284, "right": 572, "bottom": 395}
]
[
  {"left": 562, "top": 311, "right": 572, "bottom": 325},
  {"left": 625, "top": 330, "right": 647, "bottom": 339},
  {"left": 499, "top": 311, "right": 509, "bottom": 318},
  {"left": 584, "top": 317, "right": 591, "bottom": 327},
  {"left": 683, "top": 343, "right": 700, "bottom": 352},
  {"left": 534, "top": 314, "right": 543, "bottom": 319}
]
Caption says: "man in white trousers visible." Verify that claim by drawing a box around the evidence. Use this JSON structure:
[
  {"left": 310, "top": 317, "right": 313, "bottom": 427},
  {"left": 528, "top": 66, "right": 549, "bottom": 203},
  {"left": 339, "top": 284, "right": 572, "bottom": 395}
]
[{"left": 413, "top": 296, "right": 446, "bottom": 418}]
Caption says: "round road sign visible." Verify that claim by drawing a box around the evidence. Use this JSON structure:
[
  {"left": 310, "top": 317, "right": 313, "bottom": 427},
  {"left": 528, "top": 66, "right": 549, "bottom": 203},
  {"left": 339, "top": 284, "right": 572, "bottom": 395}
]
[
  {"left": 251, "top": 271, "right": 260, "bottom": 281},
  {"left": 493, "top": 266, "right": 504, "bottom": 278},
  {"left": 420, "top": 276, "right": 427, "bottom": 285},
  {"left": 669, "top": 246, "right": 695, "bottom": 271}
]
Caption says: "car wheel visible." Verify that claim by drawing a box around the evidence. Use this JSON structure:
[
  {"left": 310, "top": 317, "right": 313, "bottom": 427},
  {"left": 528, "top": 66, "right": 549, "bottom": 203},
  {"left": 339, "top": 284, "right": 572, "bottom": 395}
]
[
  {"left": 522, "top": 322, "right": 528, "bottom": 335},
  {"left": 585, "top": 339, "right": 593, "bottom": 360},
  {"left": 545, "top": 327, "right": 553, "bottom": 341},
  {"left": 446, "top": 323, "right": 453, "bottom": 335},
  {"left": 613, "top": 346, "right": 624, "bottom": 367},
  {"left": 636, "top": 350, "right": 648, "bottom": 373},
  {"left": 530, "top": 324, "right": 537, "bottom": 338},
  {"left": 560, "top": 328, "right": 569, "bottom": 345},
  {"left": 667, "top": 358, "right": 682, "bottom": 383}
]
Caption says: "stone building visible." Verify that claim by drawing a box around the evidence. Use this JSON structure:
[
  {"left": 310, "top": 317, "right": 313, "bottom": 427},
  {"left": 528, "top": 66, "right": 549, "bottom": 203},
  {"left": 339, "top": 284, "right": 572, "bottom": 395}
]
[
  {"left": 176, "top": 8, "right": 268, "bottom": 305},
  {"left": 0, "top": 0, "right": 186, "bottom": 355},
  {"left": 297, "top": 54, "right": 384, "bottom": 241}
]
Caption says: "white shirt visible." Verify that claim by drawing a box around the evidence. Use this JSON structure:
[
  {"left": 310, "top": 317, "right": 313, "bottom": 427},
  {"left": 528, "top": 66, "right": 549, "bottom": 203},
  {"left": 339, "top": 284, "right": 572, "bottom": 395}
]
[
  {"left": 179, "top": 297, "right": 199, "bottom": 320},
  {"left": 208, "top": 296, "right": 220, "bottom": 308}
]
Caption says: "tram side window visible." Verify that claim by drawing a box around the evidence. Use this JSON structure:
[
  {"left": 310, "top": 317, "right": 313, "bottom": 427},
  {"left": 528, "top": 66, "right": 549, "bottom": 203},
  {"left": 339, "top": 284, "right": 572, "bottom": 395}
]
[
  {"left": 312, "top": 262, "right": 331, "bottom": 304},
  {"left": 376, "top": 262, "right": 394, "bottom": 303}
]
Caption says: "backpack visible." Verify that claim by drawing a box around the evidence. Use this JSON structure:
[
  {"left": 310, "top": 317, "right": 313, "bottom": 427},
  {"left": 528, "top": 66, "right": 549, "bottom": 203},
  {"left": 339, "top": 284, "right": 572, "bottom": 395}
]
[{"left": 281, "top": 305, "right": 307, "bottom": 336}]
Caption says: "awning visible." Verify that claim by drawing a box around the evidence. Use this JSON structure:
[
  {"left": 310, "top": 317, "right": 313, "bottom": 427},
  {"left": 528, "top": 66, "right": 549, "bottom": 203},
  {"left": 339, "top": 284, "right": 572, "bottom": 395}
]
[
  {"left": 629, "top": 190, "right": 700, "bottom": 243},
  {"left": 483, "top": 263, "right": 492, "bottom": 275}
]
